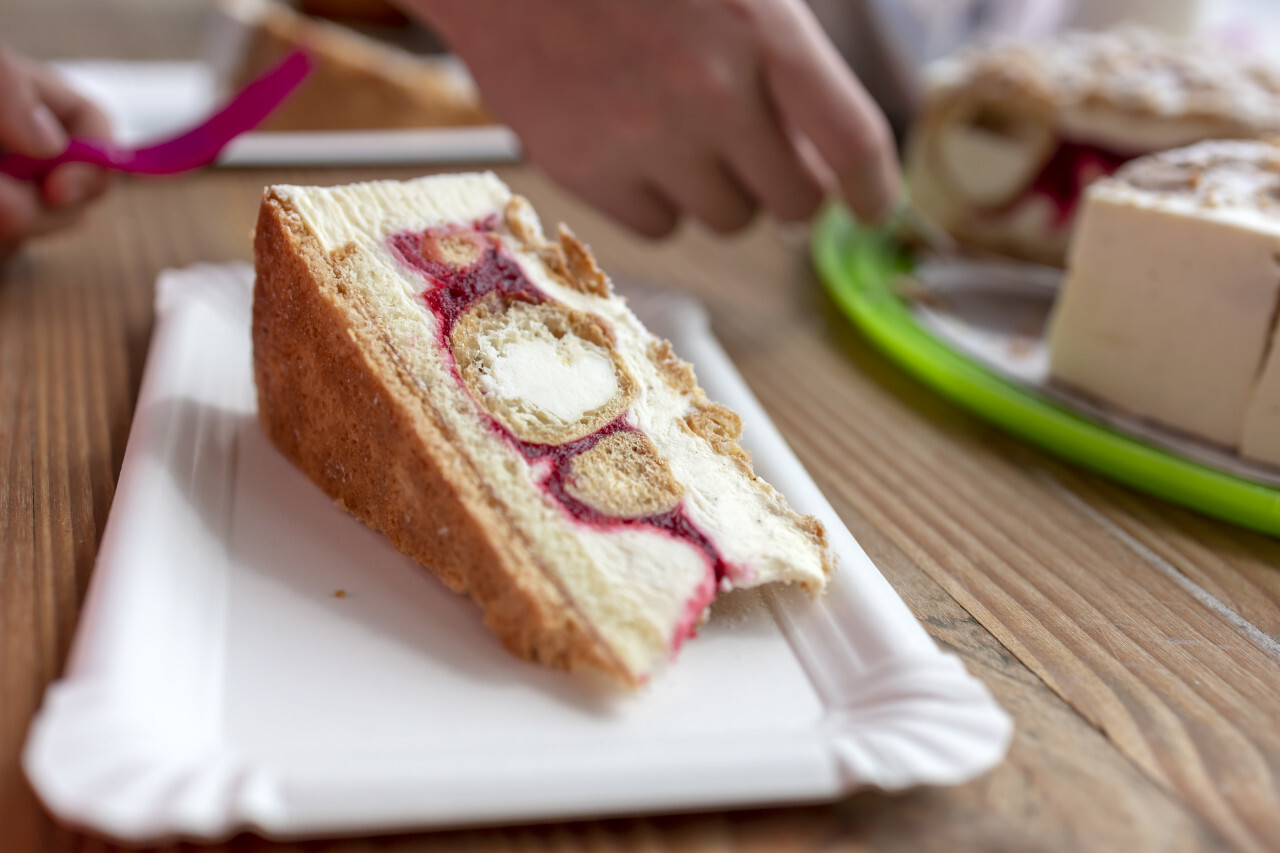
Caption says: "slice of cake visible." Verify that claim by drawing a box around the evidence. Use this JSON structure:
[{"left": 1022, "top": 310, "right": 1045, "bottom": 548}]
[
  {"left": 214, "top": 0, "right": 491, "bottom": 132},
  {"left": 252, "top": 172, "right": 834, "bottom": 686},
  {"left": 905, "top": 28, "right": 1280, "bottom": 266},
  {"left": 1046, "top": 139, "right": 1280, "bottom": 466}
]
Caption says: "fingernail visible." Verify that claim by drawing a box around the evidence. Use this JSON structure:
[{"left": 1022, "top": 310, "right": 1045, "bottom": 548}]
[
  {"left": 31, "top": 104, "right": 67, "bottom": 156},
  {"left": 62, "top": 178, "right": 92, "bottom": 205},
  {"left": 50, "top": 164, "right": 98, "bottom": 206}
]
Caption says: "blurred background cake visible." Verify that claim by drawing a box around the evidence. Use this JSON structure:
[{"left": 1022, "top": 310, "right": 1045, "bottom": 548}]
[
  {"left": 904, "top": 27, "right": 1280, "bottom": 266},
  {"left": 211, "top": 0, "right": 492, "bottom": 132}
]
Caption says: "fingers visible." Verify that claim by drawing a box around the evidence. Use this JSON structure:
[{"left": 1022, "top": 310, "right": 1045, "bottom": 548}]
[
  {"left": 42, "top": 162, "right": 111, "bottom": 209},
  {"left": 651, "top": 155, "right": 758, "bottom": 234},
  {"left": 721, "top": 108, "right": 826, "bottom": 223},
  {"left": 761, "top": 0, "right": 900, "bottom": 223},
  {"left": 0, "top": 174, "right": 81, "bottom": 246},
  {"left": 420, "top": 0, "right": 899, "bottom": 238},
  {"left": 24, "top": 62, "right": 113, "bottom": 210},
  {"left": 31, "top": 60, "right": 113, "bottom": 141},
  {"left": 0, "top": 46, "right": 67, "bottom": 157},
  {"left": 556, "top": 173, "right": 681, "bottom": 239},
  {"left": 630, "top": 0, "right": 899, "bottom": 233},
  {"left": 0, "top": 47, "right": 112, "bottom": 258}
]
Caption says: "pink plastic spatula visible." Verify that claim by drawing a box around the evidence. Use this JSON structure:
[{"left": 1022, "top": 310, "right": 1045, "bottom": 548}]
[{"left": 0, "top": 51, "right": 312, "bottom": 181}]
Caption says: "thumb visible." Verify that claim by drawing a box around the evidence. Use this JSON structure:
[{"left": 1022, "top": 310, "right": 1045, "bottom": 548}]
[{"left": 0, "top": 49, "right": 68, "bottom": 157}]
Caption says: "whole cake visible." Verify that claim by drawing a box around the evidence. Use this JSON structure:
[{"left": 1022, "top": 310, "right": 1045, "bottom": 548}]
[
  {"left": 1047, "top": 139, "right": 1280, "bottom": 467},
  {"left": 252, "top": 173, "right": 834, "bottom": 686},
  {"left": 906, "top": 28, "right": 1280, "bottom": 266}
]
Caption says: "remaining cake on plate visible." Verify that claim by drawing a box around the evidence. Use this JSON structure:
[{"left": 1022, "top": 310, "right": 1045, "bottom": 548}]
[
  {"left": 1046, "top": 139, "right": 1280, "bottom": 467},
  {"left": 906, "top": 28, "right": 1280, "bottom": 266},
  {"left": 251, "top": 172, "right": 834, "bottom": 686},
  {"left": 215, "top": 0, "right": 491, "bottom": 132}
]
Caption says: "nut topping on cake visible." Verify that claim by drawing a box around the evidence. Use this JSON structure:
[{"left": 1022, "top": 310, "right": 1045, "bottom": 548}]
[
  {"left": 1103, "top": 140, "right": 1280, "bottom": 212},
  {"left": 926, "top": 28, "right": 1280, "bottom": 129},
  {"left": 907, "top": 27, "right": 1280, "bottom": 266}
]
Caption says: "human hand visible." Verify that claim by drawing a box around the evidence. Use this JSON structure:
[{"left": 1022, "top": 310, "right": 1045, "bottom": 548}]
[
  {"left": 411, "top": 0, "right": 899, "bottom": 237},
  {"left": 0, "top": 46, "right": 112, "bottom": 261}
]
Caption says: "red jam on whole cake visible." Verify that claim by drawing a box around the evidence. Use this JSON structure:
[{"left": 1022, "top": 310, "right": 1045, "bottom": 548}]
[
  {"left": 251, "top": 172, "right": 834, "bottom": 686},
  {"left": 905, "top": 27, "right": 1280, "bottom": 266}
]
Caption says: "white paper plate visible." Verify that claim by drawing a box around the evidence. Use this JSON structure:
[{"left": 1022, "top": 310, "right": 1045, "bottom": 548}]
[
  {"left": 53, "top": 60, "right": 521, "bottom": 166},
  {"left": 23, "top": 263, "right": 1010, "bottom": 844}
]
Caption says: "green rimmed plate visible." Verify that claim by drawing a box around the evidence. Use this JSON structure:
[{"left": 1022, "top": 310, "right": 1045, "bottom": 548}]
[{"left": 811, "top": 203, "right": 1280, "bottom": 537}]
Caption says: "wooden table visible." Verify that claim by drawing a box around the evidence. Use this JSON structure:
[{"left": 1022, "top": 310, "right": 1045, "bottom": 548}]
[{"left": 5, "top": 3, "right": 1280, "bottom": 852}]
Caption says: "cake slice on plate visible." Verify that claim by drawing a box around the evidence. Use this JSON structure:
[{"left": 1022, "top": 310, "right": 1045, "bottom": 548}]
[
  {"left": 906, "top": 27, "right": 1280, "bottom": 266},
  {"left": 1047, "top": 139, "right": 1280, "bottom": 466},
  {"left": 251, "top": 172, "right": 834, "bottom": 686}
]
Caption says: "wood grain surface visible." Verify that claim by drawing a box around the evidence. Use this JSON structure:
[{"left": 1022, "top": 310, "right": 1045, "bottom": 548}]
[{"left": 4, "top": 2, "right": 1280, "bottom": 852}]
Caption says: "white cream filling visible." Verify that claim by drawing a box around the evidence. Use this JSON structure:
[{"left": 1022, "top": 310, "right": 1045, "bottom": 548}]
[
  {"left": 477, "top": 333, "right": 618, "bottom": 427},
  {"left": 569, "top": 525, "right": 711, "bottom": 647}
]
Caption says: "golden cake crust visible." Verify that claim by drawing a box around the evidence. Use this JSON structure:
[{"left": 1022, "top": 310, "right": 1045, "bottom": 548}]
[{"left": 252, "top": 192, "right": 633, "bottom": 684}]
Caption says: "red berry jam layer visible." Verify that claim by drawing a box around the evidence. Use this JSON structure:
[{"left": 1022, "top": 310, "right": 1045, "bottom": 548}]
[
  {"left": 390, "top": 220, "right": 731, "bottom": 641},
  {"left": 994, "top": 139, "right": 1134, "bottom": 226}
]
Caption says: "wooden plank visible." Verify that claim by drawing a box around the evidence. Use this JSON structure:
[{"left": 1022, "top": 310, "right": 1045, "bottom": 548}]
[
  {"left": 1036, "top": 461, "right": 1280, "bottom": 643},
  {"left": 1, "top": 255, "right": 49, "bottom": 853},
  {"left": 719, "top": 303, "right": 1280, "bottom": 852}
]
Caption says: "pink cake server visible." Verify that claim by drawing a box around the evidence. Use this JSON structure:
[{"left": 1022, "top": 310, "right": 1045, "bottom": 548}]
[{"left": 0, "top": 51, "right": 313, "bottom": 181}]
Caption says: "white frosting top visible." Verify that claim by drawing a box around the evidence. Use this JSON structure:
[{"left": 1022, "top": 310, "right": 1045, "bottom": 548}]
[
  {"left": 276, "top": 172, "right": 510, "bottom": 249},
  {"left": 1090, "top": 139, "right": 1280, "bottom": 235}
]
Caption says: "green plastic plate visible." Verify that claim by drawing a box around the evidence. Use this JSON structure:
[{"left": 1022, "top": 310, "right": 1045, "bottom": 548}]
[{"left": 811, "top": 203, "right": 1280, "bottom": 537}]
